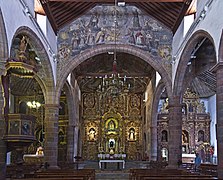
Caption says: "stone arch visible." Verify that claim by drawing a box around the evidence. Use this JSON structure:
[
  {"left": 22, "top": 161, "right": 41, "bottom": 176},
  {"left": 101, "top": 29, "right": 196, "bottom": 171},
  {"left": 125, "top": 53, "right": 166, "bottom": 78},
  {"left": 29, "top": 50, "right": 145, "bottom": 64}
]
[
  {"left": 0, "top": 8, "right": 8, "bottom": 73},
  {"left": 218, "top": 29, "right": 223, "bottom": 62},
  {"left": 63, "top": 82, "right": 76, "bottom": 162},
  {"left": 150, "top": 81, "right": 166, "bottom": 160},
  {"left": 10, "top": 26, "right": 55, "bottom": 102},
  {"left": 0, "top": 8, "right": 9, "bottom": 180},
  {"left": 56, "top": 44, "right": 172, "bottom": 100},
  {"left": 173, "top": 30, "right": 216, "bottom": 99}
]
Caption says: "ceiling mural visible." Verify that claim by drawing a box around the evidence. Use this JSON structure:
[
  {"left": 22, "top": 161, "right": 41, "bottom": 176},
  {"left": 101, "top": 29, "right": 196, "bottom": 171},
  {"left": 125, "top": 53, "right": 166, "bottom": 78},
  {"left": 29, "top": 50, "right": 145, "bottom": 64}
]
[{"left": 57, "top": 5, "right": 173, "bottom": 66}]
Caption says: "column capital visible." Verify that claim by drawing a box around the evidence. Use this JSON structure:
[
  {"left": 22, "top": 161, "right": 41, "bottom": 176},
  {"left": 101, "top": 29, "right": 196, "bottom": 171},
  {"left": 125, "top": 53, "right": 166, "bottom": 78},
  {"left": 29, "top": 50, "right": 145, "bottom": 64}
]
[{"left": 210, "top": 62, "right": 223, "bottom": 73}]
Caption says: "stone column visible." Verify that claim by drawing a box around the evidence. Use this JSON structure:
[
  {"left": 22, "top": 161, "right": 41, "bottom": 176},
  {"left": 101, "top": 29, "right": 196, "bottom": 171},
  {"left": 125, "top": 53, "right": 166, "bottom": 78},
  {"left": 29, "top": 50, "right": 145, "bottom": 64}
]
[
  {"left": 66, "top": 125, "right": 74, "bottom": 162},
  {"left": 44, "top": 104, "right": 59, "bottom": 169},
  {"left": 0, "top": 75, "right": 6, "bottom": 180},
  {"left": 211, "top": 62, "right": 223, "bottom": 179},
  {"left": 150, "top": 125, "right": 157, "bottom": 161},
  {"left": 168, "top": 97, "right": 182, "bottom": 168}
]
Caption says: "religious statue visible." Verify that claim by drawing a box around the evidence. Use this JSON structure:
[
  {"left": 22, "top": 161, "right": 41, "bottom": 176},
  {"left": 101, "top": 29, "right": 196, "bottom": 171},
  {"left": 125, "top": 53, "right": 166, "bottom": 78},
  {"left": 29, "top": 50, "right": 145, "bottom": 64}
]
[
  {"left": 161, "top": 130, "right": 168, "bottom": 142},
  {"left": 109, "top": 139, "right": 115, "bottom": 155},
  {"left": 36, "top": 146, "right": 44, "bottom": 156},
  {"left": 18, "top": 36, "right": 29, "bottom": 61},
  {"left": 108, "top": 120, "right": 115, "bottom": 130},
  {"left": 88, "top": 128, "right": 96, "bottom": 141},
  {"left": 129, "top": 128, "right": 135, "bottom": 141}
]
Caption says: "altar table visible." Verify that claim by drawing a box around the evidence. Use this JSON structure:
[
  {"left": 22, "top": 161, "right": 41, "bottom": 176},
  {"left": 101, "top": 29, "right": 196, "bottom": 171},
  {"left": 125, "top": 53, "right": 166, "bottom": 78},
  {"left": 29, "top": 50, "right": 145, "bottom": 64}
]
[{"left": 99, "top": 159, "right": 125, "bottom": 169}]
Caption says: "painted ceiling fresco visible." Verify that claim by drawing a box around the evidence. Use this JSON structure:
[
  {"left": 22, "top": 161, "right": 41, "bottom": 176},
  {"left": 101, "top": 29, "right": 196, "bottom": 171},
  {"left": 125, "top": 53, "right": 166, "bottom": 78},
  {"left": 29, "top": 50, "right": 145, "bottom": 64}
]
[{"left": 58, "top": 5, "right": 173, "bottom": 63}]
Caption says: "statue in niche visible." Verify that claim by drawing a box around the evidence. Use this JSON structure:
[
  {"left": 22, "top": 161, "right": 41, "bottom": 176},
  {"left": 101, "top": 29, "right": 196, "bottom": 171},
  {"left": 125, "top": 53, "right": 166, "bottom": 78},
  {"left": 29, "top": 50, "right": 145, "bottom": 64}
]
[
  {"left": 108, "top": 120, "right": 115, "bottom": 130},
  {"left": 129, "top": 128, "right": 135, "bottom": 141},
  {"left": 88, "top": 128, "right": 96, "bottom": 141},
  {"left": 161, "top": 130, "right": 168, "bottom": 142},
  {"left": 109, "top": 139, "right": 115, "bottom": 155},
  {"left": 188, "top": 103, "right": 193, "bottom": 112}
]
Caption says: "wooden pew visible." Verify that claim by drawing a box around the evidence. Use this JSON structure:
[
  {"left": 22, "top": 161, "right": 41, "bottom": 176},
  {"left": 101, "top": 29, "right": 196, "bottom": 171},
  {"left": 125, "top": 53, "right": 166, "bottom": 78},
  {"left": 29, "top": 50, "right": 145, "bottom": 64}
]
[
  {"left": 199, "top": 164, "right": 217, "bottom": 176},
  {"left": 181, "top": 162, "right": 217, "bottom": 176},
  {"left": 34, "top": 169, "right": 95, "bottom": 180},
  {"left": 129, "top": 168, "right": 217, "bottom": 180}
]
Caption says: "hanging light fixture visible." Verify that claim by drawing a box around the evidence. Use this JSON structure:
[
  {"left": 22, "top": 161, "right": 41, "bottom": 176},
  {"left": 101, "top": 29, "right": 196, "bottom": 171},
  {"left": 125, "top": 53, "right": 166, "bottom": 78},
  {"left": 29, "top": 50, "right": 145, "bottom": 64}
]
[{"left": 97, "top": 0, "right": 130, "bottom": 97}]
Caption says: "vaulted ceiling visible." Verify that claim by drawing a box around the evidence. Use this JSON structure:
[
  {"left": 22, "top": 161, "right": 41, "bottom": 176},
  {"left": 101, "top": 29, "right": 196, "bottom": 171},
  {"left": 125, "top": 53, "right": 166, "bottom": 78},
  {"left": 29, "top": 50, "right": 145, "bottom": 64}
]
[{"left": 39, "top": 0, "right": 193, "bottom": 34}]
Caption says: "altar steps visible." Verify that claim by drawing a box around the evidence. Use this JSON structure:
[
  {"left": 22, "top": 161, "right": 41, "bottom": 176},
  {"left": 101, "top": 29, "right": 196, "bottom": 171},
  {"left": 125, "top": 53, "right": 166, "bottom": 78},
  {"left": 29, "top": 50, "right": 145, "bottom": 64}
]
[{"left": 96, "top": 171, "right": 129, "bottom": 180}]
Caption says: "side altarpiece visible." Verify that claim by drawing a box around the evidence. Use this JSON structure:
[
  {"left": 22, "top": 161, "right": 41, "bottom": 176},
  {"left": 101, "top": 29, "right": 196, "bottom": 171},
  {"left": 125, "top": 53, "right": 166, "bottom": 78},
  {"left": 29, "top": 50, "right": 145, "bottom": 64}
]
[{"left": 157, "top": 90, "right": 211, "bottom": 162}]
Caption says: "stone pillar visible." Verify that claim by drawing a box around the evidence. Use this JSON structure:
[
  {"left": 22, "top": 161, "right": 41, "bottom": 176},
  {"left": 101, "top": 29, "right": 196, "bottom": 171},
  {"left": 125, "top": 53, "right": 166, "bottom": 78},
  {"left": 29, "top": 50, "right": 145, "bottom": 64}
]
[
  {"left": 168, "top": 97, "right": 182, "bottom": 168},
  {"left": 0, "top": 75, "right": 6, "bottom": 180},
  {"left": 150, "top": 125, "right": 157, "bottom": 161},
  {"left": 212, "top": 62, "right": 223, "bottom": 179},
  {"left": 44, "top": 104, "right": 59, "bottom": 169},
  {"left": 66, "top": 125, "right": 74, "bottom": 162}
]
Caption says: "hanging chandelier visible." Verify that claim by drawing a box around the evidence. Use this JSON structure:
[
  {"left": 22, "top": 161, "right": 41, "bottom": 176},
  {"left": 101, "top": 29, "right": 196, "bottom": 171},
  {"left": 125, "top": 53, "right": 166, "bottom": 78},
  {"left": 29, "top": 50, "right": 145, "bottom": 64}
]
[{"left": 96, "top": 0, "right": 130, "bottom": 97}]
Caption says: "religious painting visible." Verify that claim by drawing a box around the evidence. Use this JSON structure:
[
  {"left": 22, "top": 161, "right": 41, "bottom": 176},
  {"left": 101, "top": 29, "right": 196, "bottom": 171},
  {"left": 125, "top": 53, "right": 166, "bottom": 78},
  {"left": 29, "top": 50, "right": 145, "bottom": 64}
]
[
  {"left": 9, "top": 120, "right": 20, "bottom": 135},
  {"left": 21, "top": 121, "right": 31, "bottom": 135},
  {"left": 58, "top": 5, "right": 172, "bottom": 61}
]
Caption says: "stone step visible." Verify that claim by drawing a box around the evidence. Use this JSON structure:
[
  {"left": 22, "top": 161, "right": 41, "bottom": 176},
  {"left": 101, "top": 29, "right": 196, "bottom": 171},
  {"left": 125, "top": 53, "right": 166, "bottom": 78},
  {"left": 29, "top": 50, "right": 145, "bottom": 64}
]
[{"left": 96, "top": 172, "right": 129, "bottom": 180}]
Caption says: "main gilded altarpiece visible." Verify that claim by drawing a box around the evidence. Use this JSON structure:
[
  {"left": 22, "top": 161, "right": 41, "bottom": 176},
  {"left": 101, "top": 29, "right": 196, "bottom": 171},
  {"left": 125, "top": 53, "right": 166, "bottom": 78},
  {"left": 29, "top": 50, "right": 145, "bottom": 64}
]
[{"left": 82, "top": 92, "right": 142, "bottom": 160}]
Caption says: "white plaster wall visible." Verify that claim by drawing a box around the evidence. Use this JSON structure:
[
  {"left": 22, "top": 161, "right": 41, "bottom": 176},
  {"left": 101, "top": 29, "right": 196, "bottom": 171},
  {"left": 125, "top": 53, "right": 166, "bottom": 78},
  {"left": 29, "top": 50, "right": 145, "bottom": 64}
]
[
  {"left": 172, "top": 18, "right": 184, "bottom": 56},
  {"left": 0, "top": 0, "right": 57, "bottom": 83},
  {"left": 197, "top": 0, "right": 208, "bottom": 15},
  {"left": 46, "top": 18, "right": 57, "bottom": 53},
  {"left": 172, "top": 0, "right": 222, "bottom": 82},
  {"left": 23, "top": 0, "right": 35, "bottom": 17}
]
